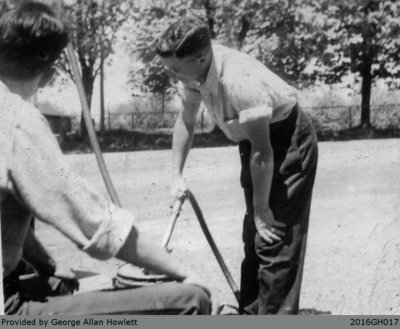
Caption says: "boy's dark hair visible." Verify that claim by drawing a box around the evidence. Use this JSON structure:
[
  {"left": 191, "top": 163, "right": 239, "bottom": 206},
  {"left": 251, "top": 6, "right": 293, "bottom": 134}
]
[
  {"left": 156, "top": 17, "right": 211, "bottom": 58},
  {"left": 0, "top": 1, "right": 70, "bottom": 79}
]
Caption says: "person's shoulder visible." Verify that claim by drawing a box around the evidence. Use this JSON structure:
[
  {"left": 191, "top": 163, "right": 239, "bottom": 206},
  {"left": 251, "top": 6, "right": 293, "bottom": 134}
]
[
  {"left": 212, "top": 44, "right": 246, "bottom": 64},
  {"left": 215, "top": 45, "right": 266, "bottom": 79},
  {"left": 6, "top": 93, "right": 48, "bottom": 131},
  {"left": 0, "top": 88, "right": 53, "bottom": 156},
  {"left": 10, "top": 94, "right": 62, "bottom": 156},
  {"left": 0, "top": 90, "right": 55, "bottom": 151},
  {"left": 212, "top": 43, "right": 234, "bottom": 54}
]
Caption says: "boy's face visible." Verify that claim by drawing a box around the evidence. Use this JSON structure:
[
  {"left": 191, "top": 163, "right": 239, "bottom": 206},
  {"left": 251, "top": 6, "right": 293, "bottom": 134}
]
[{"left": 160, "top": 49, "right": 211, "bottom": 83}]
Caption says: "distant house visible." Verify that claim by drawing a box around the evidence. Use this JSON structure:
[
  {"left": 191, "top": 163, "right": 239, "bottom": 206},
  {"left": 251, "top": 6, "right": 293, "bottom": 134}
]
[{"left": 37, "top": 101, "right": 75, "bottom": 141}]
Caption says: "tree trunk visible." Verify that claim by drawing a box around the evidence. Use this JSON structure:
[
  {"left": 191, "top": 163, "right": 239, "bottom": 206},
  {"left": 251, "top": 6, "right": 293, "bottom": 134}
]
[
  {"left": 217, "top": 1, "right": 234, "bottom": 47},
  {"left": 161, "top": 91, "right": 165, "bottom": 114},
  {"left": 360, "top": 33, "right": 373, "bottom": 129},
  {"left": 237, "top": 10, "right": 253, "bottom": 49},
  {"left": 359, "top": 2, "right": 377, "bottom": 130},
  {"left": 203, "top": 0, "right": 216, "bottom": 38},
  {"left": 79, "top": 70, "right": 94, "bottom": 140},
  {"left": 360, "top": 65, "right": 372, "bottom": 129},
  {"left": 100, "top": 51, "right": 105, "bottom": 136}
]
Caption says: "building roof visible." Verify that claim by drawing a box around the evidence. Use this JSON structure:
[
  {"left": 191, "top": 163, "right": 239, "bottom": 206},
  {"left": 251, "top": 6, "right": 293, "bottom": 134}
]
[{"left": 37, "top": 102, "right": 76, "bottom": 118}]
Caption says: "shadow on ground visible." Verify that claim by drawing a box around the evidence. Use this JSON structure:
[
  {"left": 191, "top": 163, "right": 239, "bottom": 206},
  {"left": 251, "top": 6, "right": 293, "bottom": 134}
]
[
  {"left": 299, "top": 308, "right": 332, "bottom": 315},
  {"left": 60, "top": 128, "right": 234, "bottom": 154},
  {"left": 317, "top": 126, "right": 400, "bottom": 142},
  {"left": 60, "top": 126, "right": 400, "bottom": 155},
  {"left": 218, "top": 304, "right": 332, "bottom": 315}
]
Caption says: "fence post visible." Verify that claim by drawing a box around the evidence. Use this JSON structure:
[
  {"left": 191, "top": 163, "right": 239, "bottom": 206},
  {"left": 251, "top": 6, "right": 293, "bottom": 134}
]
[
  {"left": 349, "top": 106, "right": 352, "bottom": 129},
  {"left": 108, "top": 109, "right": 111, "bottom": 132},
  {"left": 201, "top": 109, "right": 205, "bottom": 133},
  {"left": 131, "top": 113, "right": 134, "bottom": 131}
]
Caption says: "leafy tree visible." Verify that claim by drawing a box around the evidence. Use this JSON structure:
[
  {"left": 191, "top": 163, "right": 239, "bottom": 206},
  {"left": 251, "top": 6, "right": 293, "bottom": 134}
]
[
  {"left": 59, "top": 0, "right": 133, "bottom": 136},
  {"left": 128, "top": 0, "right": 322, "bottom": 98},
  {"left": 209, "top": 0, "right": 400, "bottom": 128},
  {"left": 304, "top": 0, "right": 400, "bottom": 128},
  {"left": 138, "top": 61, "right": 173, "bottom": 114},
  {"left": 126, "top": 0, "right": 253, "bottom": 112},
  {"left": 0, "top": 0, "right": 9, "bottom": 11},
  {"left": 208, "top": 0, "right": 326, "bottom": 85},
  {"left": 126, "top": 1, "right": 204, "bottom": 113},
  {"left": 128, "top": 0, "right": 400, "bottom": 130}
]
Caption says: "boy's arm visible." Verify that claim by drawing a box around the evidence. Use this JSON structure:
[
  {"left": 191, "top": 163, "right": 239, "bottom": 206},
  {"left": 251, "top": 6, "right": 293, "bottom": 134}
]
[
  {"left": 241, "top": 117, "right": 282, "bottom": 244},
  {"left": 117, "top": 225, "right": 190, "bottom": 281},
  {"left": 223, "top": 54, "right": 287, "bottom": 243},
  {"left": 171, "top": 101, "right": 200, "bottom": 199},
  {"left": 7, "top": 107, "right": 150, "bottom": 261},
  {"left": 116, "top": 224, "right": 218, "bottom": 313},
  {"left": 10, "top": 102, "right": 216, "bottom": 301}
]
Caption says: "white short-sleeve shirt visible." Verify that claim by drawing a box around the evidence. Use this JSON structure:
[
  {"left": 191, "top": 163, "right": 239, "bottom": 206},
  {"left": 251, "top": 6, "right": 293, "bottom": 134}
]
[
  {"left": 0, "top": 82, "right": 135, "bottom": 277},
  {"left": 179, "top": 44, "right": 298, "bottom": 142}
]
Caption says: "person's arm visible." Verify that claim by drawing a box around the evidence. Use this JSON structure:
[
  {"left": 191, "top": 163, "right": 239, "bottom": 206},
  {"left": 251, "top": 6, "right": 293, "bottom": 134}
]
[
  {"left": 171, "top": 101, "right": 201, "bottom": 199},
  {"left": 117, "top": 225, "right": 188, "bottom": 280},
  {"left": 9, "top": 104, "right": 191, "bottom": 274},
  {"left": 224, "top": 55, "right": 284, "bottom": 244},
  {"left": 117, "top": 225, "right": 218, "bottom": 314},
  {"left": 10, "top": 101, "right": 217, "bottom": 309},
  {"left": 240, "top": 118, "right": 282, "bottom": 244}
]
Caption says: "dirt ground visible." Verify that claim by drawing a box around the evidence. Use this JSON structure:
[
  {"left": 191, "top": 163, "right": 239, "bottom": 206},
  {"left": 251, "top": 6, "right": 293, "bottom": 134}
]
[{"left": 36, "top": 138, "right": 400, "bottom": 315}]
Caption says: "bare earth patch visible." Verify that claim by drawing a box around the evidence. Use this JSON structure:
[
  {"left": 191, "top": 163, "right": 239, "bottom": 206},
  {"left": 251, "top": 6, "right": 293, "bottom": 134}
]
[{"left": 37, "top": 139, "right": 400, "bottom": 315}]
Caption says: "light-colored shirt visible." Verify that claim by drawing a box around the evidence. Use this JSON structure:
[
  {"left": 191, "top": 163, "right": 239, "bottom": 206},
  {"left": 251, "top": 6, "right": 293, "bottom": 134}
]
[
  {"left": 0, "top": 82, "right": 134, "bottom": 278},
  {"left": 179, "top": 44, "right": 298, "bottom": 142}
]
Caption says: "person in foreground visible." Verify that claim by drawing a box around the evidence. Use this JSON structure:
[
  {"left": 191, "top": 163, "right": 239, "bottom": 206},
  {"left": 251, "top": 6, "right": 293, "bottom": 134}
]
[
  {"left": 156, "top": 17, "right": 318, "bottom": 314},
  {"left": 0, "top": 2, "right": 216, "bottom": 315}
]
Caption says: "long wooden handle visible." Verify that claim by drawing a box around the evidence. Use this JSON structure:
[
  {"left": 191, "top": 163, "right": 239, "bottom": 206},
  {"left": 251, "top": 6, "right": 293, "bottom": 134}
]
[
  {"left": 186, "top": 189, "right": 240, "bottom": 304},
  {"left": 65, "top": 43, "right": 121, "bottom": 207},
  {"left": 0, "top": 208, "right": 4, "bottom": 315},
  {"left": 160, "top": 198, "right": 184, "bottom": 250}
]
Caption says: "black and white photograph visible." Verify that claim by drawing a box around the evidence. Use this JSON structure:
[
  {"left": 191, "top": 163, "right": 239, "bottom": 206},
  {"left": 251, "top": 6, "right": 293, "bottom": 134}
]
[{"left": 0, "top": 0, "right": 399, "bottom": 323}]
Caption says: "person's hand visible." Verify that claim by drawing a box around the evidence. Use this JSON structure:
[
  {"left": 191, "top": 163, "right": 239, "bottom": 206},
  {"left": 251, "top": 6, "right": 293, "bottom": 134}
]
[
  {"left": 183, "top": 273, "right": 220, "bottom": 315},
  {"left": 170, "top": 176, "right": 188, "bottom": 202},
  {"left": 254, "top": 208, "right": 283, "bottom": 244},
  {"left": 53, "top": 265, "right": 80, "bottom": 293}
]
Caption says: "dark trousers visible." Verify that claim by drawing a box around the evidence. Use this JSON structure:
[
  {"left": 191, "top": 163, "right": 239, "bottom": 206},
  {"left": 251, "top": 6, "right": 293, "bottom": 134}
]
[
  {"left": 4, "top": 275, "right": 211, "bottom": 315},
  {"left": 238, "top": 105, "right": 318, "bottom": 314}
]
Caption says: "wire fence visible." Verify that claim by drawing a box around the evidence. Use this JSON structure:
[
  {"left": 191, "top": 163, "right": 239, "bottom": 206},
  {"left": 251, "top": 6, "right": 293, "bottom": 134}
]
[
  {"left": 107, "top": 110, "right": 213, "bottom": 132},
  {"left": 303, "top": 104, "right": 400, "bottom": 131},
  {"left": 106, "top": 104, "right": 400, "bottom": 133},
  {"left": 107, "top": 111, "right": 178, "bottom": 132}
]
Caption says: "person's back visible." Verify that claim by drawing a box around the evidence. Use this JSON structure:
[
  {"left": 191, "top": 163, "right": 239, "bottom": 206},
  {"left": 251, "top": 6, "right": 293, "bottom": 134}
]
[{"left": 0, "top": 1, "right": 70, "bottom": 277}]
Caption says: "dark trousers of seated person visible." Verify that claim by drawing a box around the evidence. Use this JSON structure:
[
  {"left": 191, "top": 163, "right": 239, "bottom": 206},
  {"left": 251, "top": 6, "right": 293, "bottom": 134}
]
[
  {"left": 4, "top": 273, "right": 211, "bottom": 315},
  {"left": 238, "top": 105, "right": 318, "bottom": 315}
]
